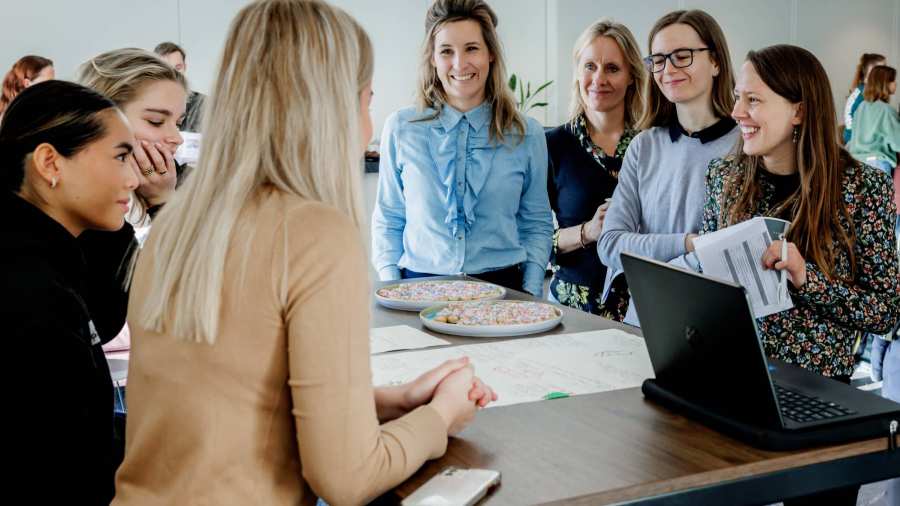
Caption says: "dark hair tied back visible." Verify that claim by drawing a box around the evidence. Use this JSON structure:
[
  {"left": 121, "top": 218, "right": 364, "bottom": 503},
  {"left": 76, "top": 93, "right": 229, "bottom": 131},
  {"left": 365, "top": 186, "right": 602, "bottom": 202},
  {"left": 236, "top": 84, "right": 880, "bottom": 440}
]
[{"left": 0, "top": 80, "right": 116, "bottom": 192}]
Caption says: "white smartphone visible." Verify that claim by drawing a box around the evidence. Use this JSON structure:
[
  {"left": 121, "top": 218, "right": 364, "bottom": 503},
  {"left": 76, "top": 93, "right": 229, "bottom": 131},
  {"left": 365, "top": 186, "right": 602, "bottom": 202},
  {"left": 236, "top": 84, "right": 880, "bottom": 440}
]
[{"left": 401, "top": 466, "right": 501, "bottom": 506}]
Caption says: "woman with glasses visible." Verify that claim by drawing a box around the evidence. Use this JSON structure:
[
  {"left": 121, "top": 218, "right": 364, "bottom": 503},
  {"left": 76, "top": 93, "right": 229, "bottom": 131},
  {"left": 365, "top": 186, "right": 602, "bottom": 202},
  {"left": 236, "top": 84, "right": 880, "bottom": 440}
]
[
  {"left": 597, "top": 9, "right": 738, "bottom": 325},
  {"left": 545, "top": 19, "right": 646, "bottom": 320}
]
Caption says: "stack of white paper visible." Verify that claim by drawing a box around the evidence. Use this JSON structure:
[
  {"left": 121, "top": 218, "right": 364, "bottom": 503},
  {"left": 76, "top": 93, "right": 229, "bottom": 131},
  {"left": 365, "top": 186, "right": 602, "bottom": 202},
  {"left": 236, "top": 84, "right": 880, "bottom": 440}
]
[{"left": 693, "top": 217, "right": 793, "bottom": 318}]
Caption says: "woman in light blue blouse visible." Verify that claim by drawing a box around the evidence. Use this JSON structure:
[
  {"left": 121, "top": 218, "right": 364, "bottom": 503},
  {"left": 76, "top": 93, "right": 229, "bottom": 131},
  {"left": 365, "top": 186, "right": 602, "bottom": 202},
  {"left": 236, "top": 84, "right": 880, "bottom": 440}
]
[{"left": 372, "top": 0, "right": 552, "bottom": 296}]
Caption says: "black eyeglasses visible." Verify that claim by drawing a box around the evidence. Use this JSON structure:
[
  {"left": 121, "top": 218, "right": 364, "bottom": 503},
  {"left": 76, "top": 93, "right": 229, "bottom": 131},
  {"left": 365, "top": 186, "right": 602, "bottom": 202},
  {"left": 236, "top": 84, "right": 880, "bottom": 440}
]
[{"left": 643, "top": 48, "right": 711, "bottom": 73}]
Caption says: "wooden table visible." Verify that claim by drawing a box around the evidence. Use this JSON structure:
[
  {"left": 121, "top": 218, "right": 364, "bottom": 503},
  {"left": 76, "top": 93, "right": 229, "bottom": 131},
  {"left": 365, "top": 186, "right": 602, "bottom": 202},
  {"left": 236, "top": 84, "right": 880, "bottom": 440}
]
[{"left": 373, "top": 277, "right": 900, "bottom": 505}]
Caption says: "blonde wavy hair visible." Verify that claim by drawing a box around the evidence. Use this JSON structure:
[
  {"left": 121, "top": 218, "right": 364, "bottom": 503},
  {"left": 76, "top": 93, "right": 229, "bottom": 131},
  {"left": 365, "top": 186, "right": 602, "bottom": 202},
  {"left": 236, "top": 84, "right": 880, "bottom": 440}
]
[
  {"left": 568, "top": 18, "right": 646, "bottom": 129},
  {"left": 415, "top": 0, "right": 524, "bottom": 143},
  {"left": 76, "top": 48, "right": 188, "bottom": 215},
  {"left": 76, "top": 48, "right": 187, "bottom": 106},
  {"left": 138, "top": 0, "right": 372, "bottom": 343}
]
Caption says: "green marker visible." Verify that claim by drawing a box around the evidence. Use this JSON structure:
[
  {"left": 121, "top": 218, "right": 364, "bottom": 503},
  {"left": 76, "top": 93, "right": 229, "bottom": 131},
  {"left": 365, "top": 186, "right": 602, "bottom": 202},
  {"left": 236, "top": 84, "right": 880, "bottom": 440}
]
[{"left": 543, "top": 391, "right": 570, "bottom": 400}]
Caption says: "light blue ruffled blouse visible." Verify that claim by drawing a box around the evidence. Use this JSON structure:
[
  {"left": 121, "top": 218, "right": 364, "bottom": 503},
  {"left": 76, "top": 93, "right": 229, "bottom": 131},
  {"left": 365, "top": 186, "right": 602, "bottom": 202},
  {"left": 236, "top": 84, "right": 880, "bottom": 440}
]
[{"left": 371, "top": 102, "right": 553, "bottom": 296}]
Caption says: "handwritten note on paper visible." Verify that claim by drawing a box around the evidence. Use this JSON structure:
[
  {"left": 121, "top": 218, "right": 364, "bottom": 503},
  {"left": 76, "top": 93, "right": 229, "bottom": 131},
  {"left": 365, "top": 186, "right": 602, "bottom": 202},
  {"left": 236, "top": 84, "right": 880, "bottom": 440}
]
[
  {"left": 370, "top": 325, "right": 450, "bottom": 355},
  {"left": 370, "top": 329, "right": 655, "bottom": 407}
]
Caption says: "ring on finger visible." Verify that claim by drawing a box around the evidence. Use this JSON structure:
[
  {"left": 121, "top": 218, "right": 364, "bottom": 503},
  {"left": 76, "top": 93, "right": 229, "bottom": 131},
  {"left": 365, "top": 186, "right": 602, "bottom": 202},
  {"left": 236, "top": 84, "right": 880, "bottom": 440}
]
[
  {"left": 141, "top": 167, "right": 154, "bottom": 176},
  {"left": 157, "top": 169, "right": 168, "bottom": 176}
]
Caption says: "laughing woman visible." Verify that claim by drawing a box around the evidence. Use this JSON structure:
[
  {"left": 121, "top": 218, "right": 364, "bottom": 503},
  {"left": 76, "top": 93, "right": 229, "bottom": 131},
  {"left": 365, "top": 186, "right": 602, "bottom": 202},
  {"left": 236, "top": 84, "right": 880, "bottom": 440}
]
[
  {"left": 371, "top": 0, "right": 553, "bottom": 296},
  {"left": 703, "top": 45, "right": 899, "bottom": 506}
]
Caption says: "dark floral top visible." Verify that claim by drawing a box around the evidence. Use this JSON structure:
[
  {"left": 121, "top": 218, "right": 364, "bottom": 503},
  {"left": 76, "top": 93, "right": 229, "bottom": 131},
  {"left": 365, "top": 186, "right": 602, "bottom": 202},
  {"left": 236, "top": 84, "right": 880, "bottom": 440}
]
[
  {"left": 702, "top": 156, "right": 900, "bottom": 377},
  {"left": 547, "top": 114, "right": 638, "bottom": 321}
]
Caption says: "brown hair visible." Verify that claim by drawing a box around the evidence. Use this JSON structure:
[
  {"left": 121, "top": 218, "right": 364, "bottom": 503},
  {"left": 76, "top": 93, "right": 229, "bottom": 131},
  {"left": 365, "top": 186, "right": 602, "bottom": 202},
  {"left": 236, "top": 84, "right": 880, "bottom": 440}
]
[
  {"left": 638, "top": 10, "right": 734, "bottom": 130},
  {"left": 862, "top": 65, "right": 896, "bottom": 103},
  {"left": 415, "top": 0, "right": 525, "bottom": 143},
  {"left": 0, "top": 55, "right": 53, "bottom": 117},
  {"left": 568, "top": 18, "right": 646, "bottom": 129},
  {"left": 723, "top": 45, "right": 856, "bottom": 281},
  {"left": 154, "top": 42, "right": 186, "bottom": 60},
  {"left": 849, "top": 52, "right": 885, "bottom": 91}
]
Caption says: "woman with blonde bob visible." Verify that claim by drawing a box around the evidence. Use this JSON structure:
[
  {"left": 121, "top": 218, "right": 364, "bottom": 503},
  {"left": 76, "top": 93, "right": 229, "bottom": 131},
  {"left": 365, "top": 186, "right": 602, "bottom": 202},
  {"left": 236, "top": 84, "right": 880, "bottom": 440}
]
[
  {"left": 371, "top": 0, "right": 553, "bottom": 297},
  {"left": 113, "top": 1, "right": 495, "bottom": 504},
  {"left": 597, "top": 9, "right": 739, "bottom": 325},
  {"left": 546, "top": 18, "right": 645, "bottom": 320}
]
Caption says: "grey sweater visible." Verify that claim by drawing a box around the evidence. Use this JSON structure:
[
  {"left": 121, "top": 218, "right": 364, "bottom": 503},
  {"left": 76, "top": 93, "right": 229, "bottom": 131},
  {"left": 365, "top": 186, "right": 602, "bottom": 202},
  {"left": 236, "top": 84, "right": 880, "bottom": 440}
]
[{"left": 597, "top": 121, "right": 739, "bottom": 299}]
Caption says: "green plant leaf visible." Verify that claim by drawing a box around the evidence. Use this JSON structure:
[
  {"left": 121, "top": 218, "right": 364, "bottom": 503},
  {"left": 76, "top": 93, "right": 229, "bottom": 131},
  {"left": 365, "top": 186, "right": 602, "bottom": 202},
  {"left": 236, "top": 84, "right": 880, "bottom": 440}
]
[
  {"left": 532, "top": 80, "right": 553, "bottom": 96},
  {"left": 526, "top": 81, "right": 531, "bottom": 98},
  {"left": 508, "top": 74, "right": 517, "bottom": 91},
  {"left": 526, "top": 102, "right": 548, "bottom": 112}
]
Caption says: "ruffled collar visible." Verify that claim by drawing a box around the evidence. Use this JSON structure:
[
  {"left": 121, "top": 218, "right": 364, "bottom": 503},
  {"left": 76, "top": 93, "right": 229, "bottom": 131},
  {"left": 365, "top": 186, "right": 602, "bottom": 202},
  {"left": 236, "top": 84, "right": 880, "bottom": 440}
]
[{"left": 430, "top": 101, "right": 495, "bottom": 236}]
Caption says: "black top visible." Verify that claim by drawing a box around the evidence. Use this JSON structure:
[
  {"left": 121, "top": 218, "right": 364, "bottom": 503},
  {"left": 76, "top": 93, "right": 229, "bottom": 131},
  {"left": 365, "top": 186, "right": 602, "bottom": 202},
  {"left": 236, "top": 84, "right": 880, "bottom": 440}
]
[
  {"left": 760, "top": 168, "right": 801, "bottom": 216},
  {"left": 2, "top": 191, "right": 135, "bottom": 504},
  {"left": 546, "top": 124, "right": 622, "bottom": 286}
]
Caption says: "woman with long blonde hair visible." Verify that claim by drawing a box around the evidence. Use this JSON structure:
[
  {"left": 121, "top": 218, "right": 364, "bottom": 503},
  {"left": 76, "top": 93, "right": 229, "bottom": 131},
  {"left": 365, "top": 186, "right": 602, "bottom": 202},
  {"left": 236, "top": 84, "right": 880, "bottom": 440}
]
[
  {"left": 113, "top": 1, "right": 494, "bottom": 504},
  {"left": 371, "top": 0, "right": 553, "bottom": 297},
  {"left": 546, "top": 18, "right": 646, "bottom": 320}
]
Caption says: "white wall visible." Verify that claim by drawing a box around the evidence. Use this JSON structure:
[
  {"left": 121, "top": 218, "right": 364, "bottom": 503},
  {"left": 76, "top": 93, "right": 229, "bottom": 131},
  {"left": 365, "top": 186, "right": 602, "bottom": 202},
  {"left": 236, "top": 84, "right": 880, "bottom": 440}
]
[
  {"left": 1, "top": 0, "right": 898, "bottom": 131},
  {"left": 548, "top": 0, "right": 900, "bottom": 127}
]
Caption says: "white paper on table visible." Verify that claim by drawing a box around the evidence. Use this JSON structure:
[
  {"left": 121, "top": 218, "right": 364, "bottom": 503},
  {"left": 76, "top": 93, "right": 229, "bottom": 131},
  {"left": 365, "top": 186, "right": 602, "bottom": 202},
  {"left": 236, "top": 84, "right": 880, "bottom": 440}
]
[
  {"left": 693, "top": 217, "right": 793, "bottom": 318},
  {"left": 369, "top": 325, "right": 450, "bottom": 355},
  {"left": 370, "top": 329, "right": 655, "bottom": 408},
  {"left": 175, "top": 132, "right": 202, "bottom": 165}
]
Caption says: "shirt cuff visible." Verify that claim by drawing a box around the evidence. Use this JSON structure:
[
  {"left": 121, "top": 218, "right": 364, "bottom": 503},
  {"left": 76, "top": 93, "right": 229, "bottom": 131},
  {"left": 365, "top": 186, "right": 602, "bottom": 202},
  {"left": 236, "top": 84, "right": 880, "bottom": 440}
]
[
  {"left": 378, "top": 265, "right": 402, "bottom": 281},
  {"left": 522, "top": 261, "right": 545, "bottom": 297}
]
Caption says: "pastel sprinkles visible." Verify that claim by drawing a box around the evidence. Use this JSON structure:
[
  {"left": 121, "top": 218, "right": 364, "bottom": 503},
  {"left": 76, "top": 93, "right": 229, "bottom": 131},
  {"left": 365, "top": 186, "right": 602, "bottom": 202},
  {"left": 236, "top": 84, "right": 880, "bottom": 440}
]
[
  {"left": 377, "top": 280, "right": 503, "bottom": 302},
  {"left": 432, "top": 301, "right": 560, "bottom": 326}
]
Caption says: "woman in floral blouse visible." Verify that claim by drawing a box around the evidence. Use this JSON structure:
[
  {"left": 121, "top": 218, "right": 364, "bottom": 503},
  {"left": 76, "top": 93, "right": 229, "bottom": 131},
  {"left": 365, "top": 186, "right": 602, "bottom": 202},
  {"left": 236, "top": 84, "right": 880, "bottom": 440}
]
[
  {"left": 703, "top": 45, "right": 899, "bottom": 505},
  {"left": 546, "top": 19, "right": 646, "bottom": 320},
  {"left": 703, "top": 44, "right": 899, "bottom": 381}
]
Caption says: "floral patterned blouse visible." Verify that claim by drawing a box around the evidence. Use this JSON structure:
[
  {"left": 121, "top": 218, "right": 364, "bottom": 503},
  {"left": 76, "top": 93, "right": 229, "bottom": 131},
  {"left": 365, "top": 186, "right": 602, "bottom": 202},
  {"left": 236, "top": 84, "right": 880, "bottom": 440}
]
[
  {"left": 546, "top": 114, "right": 638, "bottom": 320},
  {"left": 702, "top": 156, "right": 900, "bottom": 377}
]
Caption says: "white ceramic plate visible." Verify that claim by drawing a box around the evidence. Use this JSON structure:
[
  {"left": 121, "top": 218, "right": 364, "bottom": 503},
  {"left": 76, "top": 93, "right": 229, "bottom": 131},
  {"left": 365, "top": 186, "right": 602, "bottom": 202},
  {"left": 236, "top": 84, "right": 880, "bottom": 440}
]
[
  {"left": 419, "top": 301, "right": 563, "bottom": 337},
  {"left": 374, "top": 280, "right": 506, "bottom": 311}
]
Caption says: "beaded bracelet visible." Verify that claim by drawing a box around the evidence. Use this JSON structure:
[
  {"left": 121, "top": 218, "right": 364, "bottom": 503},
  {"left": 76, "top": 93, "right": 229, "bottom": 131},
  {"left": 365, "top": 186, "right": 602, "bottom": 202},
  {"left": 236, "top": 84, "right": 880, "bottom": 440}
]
[{"left": 579, "top": 222, "right": 588, "bottom": 249}]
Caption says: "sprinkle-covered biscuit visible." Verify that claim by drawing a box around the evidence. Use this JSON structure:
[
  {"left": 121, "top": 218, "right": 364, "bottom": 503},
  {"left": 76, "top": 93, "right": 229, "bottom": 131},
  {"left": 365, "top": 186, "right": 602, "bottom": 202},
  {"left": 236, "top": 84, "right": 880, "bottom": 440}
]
[
  {"left": 431, "top": 301, "right": 560, "bottom": 326},
  {"left": 377, "top": 280, "right": 503, "bottom": 302}
]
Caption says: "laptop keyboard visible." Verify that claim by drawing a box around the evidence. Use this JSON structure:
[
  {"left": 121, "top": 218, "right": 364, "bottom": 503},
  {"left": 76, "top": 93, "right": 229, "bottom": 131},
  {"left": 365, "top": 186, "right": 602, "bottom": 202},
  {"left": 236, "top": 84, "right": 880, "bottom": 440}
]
[{"left": 774, "top": 384, "right": 857, "bottom": 423}]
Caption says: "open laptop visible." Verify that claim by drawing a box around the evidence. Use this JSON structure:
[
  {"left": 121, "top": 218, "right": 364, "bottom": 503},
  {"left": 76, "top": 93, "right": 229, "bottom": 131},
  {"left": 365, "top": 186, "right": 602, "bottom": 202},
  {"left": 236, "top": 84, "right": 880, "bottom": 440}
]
[{"left": 621, "top": 252, "right": 900, "bottom": 451}]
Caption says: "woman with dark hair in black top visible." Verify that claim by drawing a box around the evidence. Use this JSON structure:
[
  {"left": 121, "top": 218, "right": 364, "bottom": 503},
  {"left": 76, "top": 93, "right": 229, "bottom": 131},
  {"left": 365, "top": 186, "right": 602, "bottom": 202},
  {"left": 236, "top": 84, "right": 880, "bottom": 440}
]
[
  {"left": 1, "top": 80, "right": 139, "bottom": 504},
  {"left": 546, "top": 18, "right": 646, "bottom": 320}
]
